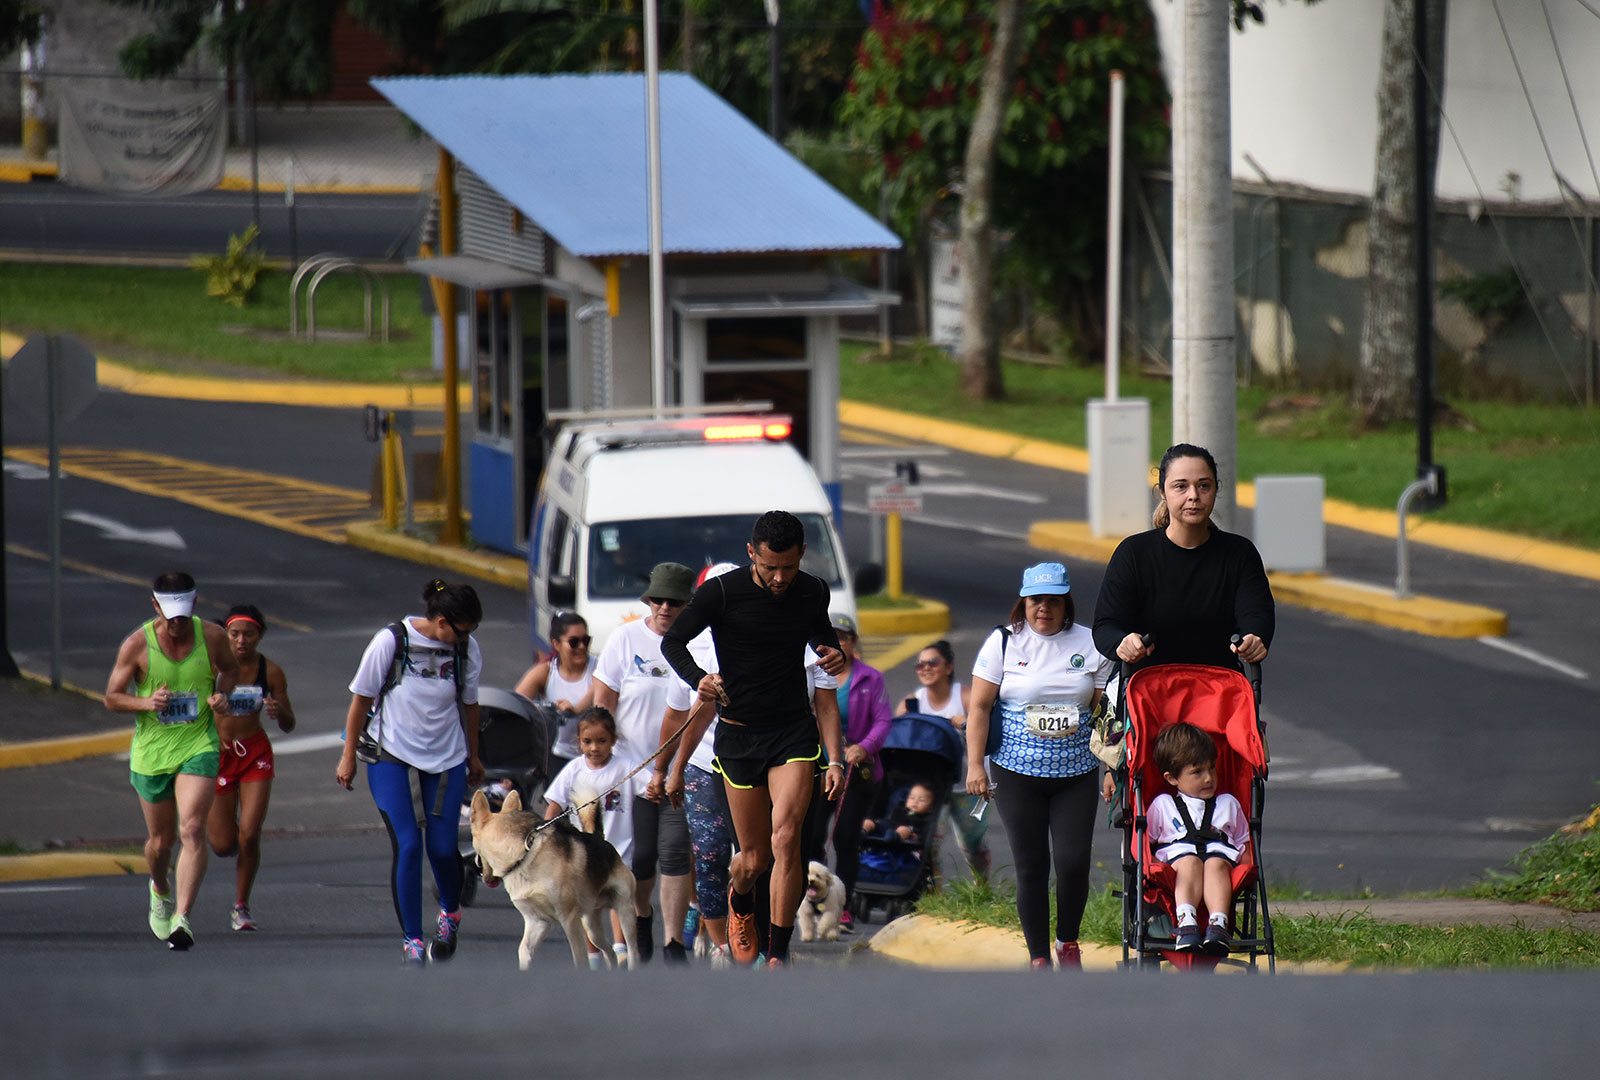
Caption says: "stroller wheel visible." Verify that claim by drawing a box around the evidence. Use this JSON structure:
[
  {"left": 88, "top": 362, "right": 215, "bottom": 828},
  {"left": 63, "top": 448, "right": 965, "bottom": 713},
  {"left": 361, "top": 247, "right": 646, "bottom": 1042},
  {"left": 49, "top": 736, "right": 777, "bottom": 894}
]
[{"left": 851, "top": 894, "right": 871, "bottom": 925}]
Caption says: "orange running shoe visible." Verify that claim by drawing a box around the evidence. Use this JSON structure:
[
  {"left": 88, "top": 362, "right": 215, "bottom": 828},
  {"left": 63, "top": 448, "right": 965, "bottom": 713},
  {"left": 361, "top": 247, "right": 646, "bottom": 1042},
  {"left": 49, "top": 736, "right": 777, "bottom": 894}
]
[
  {"left": 727, "top": 888, "right": 758, "bottom": 965},
  {"left": 766, "top": 956, "right": 786, "bottom": 970}
]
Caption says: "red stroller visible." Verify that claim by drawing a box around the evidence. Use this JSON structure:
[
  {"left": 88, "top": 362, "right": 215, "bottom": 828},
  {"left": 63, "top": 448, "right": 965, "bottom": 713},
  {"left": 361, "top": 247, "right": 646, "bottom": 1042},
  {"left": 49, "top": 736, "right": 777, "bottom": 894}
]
[{"left": 1117, "top": 654, "right": 1274, "bottom": 972}]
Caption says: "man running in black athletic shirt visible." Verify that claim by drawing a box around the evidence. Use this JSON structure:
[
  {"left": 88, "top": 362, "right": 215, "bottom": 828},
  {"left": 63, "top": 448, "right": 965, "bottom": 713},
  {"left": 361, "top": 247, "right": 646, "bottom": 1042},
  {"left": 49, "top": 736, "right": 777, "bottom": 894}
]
[{"left": 662, "top": 511, "right": 846, "bottom": 968}]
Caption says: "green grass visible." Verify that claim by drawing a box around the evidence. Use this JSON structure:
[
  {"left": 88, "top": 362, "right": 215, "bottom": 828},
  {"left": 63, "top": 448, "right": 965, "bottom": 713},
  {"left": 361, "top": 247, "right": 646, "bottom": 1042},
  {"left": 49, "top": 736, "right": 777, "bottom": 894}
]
[
  {"left": 915, "top": 879, "right": 1600, "bottom": 968},
  {"left": 1471, "top": 807, "right": 1600, "bottom": 912},
  {"left": 841, "top": 342, "right": 1600, "bottom": 548},
  {"left": 857, "top": 592, "right": 932, "bottom": 610},
  {"left": 1, "top": 263, "right": 434, "bottom": 382}
]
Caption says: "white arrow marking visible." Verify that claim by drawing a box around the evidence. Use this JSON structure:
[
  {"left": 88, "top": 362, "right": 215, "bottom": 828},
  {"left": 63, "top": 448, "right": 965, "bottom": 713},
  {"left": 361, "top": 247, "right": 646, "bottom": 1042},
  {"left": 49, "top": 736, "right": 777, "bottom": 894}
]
[
  {"left": 1477, "top": 636, "right": 1588, "bottom": 680},
  {"left": 3, "top": 460, "right": 50, "bottom": 480},
  {"left": 270, "top": 731, "right": 347, "bottom": 756},
  {"left": 63, "top": 511, "right": 187, "bottom": 551}
]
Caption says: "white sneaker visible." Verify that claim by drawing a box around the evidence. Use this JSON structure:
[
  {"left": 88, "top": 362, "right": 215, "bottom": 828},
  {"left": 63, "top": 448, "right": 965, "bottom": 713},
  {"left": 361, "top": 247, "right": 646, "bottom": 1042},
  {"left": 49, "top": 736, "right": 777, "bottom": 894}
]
[
  {"left": 147, "top": 883, "right": 174, "bottom": 941},
  {"left": 709, "top": 943, "right": 732, "bottom": 970},
  {"left": 230, "top": 903, "right": 256, "bottom": 932}
]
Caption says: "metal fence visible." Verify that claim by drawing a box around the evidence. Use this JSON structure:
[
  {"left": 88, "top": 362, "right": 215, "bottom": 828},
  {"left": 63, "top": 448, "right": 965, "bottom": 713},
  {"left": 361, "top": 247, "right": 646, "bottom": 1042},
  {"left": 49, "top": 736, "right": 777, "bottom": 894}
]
[{"left": 1125, "top": 173, "right": 1600, "bottom": 406}]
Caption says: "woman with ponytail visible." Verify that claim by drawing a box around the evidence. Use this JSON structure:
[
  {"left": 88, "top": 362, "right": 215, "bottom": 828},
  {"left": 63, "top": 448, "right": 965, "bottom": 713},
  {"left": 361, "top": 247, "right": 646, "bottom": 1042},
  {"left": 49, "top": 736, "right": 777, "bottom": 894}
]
[
  {"left": 337, "top": 578, "right": 485, "bottom": 965},
  {"left": 1091, "top": 442, "right": 1274, "bottom": 688}
]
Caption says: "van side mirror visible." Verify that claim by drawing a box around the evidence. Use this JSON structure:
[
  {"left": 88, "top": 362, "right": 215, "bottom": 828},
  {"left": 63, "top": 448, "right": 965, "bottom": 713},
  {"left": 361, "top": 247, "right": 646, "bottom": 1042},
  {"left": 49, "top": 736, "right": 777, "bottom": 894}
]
[
  {"left": 548, "top": 575, "right": 576, "bottom": 609},
  {"left": 853, "top": 562, "right": 884, "bottom": 597}
]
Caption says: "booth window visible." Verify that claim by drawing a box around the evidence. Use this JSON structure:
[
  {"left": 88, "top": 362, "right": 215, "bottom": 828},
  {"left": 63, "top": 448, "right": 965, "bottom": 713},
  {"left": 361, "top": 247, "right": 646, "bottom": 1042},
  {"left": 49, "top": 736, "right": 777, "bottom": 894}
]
[
  {"left": 474, "top": 289, "right": 515, "bottom": 442},
  {"left": 705, "top": 316, "right": 806, "bottom": 364}
]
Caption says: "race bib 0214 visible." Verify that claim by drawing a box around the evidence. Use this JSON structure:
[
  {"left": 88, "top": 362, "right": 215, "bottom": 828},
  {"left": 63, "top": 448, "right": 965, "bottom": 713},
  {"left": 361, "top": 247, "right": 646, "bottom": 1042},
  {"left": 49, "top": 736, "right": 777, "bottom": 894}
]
[{"left": 1023, "top": 702, "right": 1081, "bottom": 738}]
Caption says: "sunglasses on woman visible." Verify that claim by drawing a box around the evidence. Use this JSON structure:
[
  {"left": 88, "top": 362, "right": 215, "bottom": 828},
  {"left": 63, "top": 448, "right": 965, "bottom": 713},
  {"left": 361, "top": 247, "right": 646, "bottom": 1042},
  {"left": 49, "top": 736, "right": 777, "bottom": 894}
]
[
  {"left": 915, "top": 659, "right": 943, "bottom": 670},
  {"left": 563, "top": 635, "right": 592, "bottom": 648}
]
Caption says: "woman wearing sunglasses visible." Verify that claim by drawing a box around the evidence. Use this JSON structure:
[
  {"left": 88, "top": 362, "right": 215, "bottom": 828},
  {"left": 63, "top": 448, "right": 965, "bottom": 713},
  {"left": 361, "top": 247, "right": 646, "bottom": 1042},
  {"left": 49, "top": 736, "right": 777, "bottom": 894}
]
[
  {"left": 895, "top": 640, "right": 991, "bottom": 881},
  {"left": 591, "top": 562, "right": 697, "bottom": 964},
  {"left": 515, "top": 611, "right": 596, "bottom": 776}
]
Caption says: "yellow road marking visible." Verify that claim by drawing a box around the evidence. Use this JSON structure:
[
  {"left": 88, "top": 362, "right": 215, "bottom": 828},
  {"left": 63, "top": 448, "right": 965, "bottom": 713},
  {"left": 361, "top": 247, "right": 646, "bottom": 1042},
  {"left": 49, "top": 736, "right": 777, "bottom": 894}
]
[
  {"left": 4, "top": 543, "right": 312, "bottom": 633},
  {"left": 6, "top": 446, "right": 371, "bottom": 546},
  {"left": 859, "top": 634, "right": 931, "bottom": 673}
]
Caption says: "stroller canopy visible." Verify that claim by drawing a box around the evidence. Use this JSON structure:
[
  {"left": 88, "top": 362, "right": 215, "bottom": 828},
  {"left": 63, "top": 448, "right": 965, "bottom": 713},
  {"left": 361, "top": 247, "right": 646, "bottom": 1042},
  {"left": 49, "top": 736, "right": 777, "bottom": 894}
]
[{"left": 883, "top": 712, "right": 965, "bottom": 767}]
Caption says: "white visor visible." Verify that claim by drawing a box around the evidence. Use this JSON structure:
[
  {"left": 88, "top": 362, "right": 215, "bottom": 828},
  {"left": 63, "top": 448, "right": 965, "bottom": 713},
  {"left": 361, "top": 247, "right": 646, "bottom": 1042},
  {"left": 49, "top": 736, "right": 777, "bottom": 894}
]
[{"left": 153, "top": 590, "right": 196, "bottom": 619}]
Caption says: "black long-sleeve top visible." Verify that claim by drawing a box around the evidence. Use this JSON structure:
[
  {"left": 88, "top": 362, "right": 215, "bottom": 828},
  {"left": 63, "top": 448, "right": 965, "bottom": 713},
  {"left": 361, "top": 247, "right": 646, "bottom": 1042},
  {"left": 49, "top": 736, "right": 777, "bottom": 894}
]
[
  {"left": 1091, "top": 526, "right": 1275, "bottom": 674},
  {"left": 661, "top": 566, "right": 841, "bottom": 729}
]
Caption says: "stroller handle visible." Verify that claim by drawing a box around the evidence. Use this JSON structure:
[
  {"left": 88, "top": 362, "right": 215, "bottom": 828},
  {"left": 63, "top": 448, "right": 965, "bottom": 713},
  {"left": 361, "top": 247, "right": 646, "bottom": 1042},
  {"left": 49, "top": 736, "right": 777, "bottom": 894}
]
[{"left": 1229, "top": 634, "right": 1264, "bottom": 699}]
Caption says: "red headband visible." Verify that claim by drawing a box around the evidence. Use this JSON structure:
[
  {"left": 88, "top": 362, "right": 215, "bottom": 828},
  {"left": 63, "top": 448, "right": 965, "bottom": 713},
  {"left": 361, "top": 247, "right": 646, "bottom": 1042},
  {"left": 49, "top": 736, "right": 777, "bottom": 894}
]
[{"left": 225, "top": 613, "right": 263, "bottom": 629}]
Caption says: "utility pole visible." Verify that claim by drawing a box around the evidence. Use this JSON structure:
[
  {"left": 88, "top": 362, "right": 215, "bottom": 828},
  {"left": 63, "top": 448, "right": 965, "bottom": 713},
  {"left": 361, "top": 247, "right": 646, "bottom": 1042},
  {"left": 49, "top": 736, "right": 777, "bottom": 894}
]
[
  {"left": 765, "top": 0, "right": 782, "bottom": 141},
  {"left": 1413, "top": 0, "right": 1446, "bottom": 508},
  {"left": 1170, "top": 0, "right": 1237, "bottom": 527}
]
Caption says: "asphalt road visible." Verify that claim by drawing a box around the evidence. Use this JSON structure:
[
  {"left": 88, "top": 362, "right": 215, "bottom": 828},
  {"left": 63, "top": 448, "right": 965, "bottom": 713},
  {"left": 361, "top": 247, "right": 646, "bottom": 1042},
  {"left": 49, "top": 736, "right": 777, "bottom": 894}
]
[{"left": 0, "top": 185, "right": 427, "bottom": 262}]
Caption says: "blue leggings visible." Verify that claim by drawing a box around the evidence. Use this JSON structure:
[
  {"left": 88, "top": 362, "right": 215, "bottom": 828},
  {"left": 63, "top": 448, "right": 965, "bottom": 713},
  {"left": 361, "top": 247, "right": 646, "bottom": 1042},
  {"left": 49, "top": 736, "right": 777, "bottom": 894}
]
[{"left": 368, "top": 760, "right": 466, "bottom": 942}]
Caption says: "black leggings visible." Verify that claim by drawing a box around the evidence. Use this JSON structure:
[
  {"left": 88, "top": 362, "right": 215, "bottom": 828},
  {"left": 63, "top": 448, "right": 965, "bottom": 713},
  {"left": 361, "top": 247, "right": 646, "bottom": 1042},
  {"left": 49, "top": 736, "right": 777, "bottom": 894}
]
[
  {"left": 992, "top": 765, "right": 1100, "bottom": 961},
  {"left": 815, "top": 772, "right": 877, "bottom": 900}
]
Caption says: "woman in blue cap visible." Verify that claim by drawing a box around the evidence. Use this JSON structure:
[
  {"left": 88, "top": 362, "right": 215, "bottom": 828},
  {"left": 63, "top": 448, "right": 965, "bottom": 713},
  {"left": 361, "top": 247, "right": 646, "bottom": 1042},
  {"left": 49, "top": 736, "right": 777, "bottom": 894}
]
[{"left": 964, "top": 562, "right": 1115, "bottom": 970}]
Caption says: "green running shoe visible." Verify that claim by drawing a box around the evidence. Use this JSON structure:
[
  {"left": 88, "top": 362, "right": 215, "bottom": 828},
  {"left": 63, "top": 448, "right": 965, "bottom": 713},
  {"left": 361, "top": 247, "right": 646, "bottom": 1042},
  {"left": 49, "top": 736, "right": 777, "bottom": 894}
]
[
  {"left": 167, "top": 913, "right": 194, "bottom": 951},
  {"left": 148, "top": 883, "right": 174, "bottom": 941}
]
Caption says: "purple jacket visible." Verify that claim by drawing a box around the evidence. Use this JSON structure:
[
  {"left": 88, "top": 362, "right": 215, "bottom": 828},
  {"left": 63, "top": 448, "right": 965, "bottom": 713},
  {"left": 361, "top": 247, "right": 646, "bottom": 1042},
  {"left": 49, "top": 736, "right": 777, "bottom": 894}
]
[{"left": 840, "top": 661, "right": 894, "bottom": 783}]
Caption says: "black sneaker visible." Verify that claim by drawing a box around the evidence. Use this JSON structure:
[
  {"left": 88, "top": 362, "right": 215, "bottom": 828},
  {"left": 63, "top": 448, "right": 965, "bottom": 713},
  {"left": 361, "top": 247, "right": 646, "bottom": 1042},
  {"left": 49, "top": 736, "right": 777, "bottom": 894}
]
[
  {"left": 1174, "top": 923, "right": 1202, "bottom": 953},
  {"left": 635, "top": 911, "right": 655, "bottom": 963},
  {"left": 428, "top": 909, "right": 460, "bottom": 962},
  {"left": 662, "top": 939, "right": 688, "bottom": 964},
  {"left": 1202, "top": 924, "right": 1232, "bottom": 957}
]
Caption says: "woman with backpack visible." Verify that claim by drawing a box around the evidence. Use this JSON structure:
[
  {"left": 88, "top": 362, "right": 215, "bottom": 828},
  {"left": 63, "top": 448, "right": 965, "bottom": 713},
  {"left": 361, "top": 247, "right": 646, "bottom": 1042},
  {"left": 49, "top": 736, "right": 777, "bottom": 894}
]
[{"left": 336, "top": 579, "right": 484, "bottom": 965}]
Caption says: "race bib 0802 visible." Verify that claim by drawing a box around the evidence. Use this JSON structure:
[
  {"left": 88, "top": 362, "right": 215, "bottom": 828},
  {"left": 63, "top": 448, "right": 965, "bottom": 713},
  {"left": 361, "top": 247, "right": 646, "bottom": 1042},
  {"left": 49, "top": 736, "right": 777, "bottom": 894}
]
[{"left": 1023, "top": 702, "right": 1081, "bottom": 738}]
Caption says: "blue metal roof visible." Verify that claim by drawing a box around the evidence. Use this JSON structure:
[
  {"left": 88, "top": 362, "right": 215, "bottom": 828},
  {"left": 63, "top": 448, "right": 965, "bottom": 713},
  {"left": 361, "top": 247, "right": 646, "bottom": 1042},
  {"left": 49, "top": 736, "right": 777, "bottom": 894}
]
[{"left": 372, "top": 73, "right": 901, "bottom": 259}]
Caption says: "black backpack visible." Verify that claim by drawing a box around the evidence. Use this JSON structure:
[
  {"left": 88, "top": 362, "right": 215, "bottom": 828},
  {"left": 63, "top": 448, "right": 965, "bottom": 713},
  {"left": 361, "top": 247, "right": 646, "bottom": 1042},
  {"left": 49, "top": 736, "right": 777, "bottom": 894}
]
[{"left": 354, "top": 621, "right": 468, "bottom": 763}]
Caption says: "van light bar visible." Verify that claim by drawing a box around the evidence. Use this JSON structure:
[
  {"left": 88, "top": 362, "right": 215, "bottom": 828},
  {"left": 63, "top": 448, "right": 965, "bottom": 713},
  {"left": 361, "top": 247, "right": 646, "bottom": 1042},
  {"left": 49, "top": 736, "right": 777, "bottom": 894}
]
[{"left": 703, "top": 421, "right": 792, "bottom": 442}]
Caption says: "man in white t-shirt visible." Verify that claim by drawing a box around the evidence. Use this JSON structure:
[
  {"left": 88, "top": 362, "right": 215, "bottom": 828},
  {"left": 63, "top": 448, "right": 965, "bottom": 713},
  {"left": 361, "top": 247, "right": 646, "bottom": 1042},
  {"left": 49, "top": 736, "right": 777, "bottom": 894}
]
[{"left": 591, "top": 562, "right": 696, "bottom": 963}]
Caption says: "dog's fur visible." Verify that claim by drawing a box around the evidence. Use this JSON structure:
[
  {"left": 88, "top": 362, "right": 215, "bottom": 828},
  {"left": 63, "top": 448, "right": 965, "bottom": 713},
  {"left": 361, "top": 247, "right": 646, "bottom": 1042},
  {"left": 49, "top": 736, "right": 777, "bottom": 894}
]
[
  {"left": 469, "top": 787, "right": 638, "bottom": 970},
  {"left": 796, "top": 860, "right": 847, "bottom": 942}
]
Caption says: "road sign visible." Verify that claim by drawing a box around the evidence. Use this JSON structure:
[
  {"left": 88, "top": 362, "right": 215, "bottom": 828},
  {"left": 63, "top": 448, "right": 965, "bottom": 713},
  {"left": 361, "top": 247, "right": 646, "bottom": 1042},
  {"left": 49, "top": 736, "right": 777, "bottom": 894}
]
[
  {"left": 3, "top": 334, "right": 98, "bottom": 440},
  {"left": 867, "top": 480, "right": 923, "bottom": 516}
]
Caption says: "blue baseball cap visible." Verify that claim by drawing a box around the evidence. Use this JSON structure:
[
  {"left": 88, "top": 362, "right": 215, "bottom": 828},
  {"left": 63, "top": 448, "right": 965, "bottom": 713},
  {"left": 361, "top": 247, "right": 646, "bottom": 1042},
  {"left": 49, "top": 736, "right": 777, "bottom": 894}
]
[{"left": 1019, "top": 562, "right": 1071, "bottom": 597}]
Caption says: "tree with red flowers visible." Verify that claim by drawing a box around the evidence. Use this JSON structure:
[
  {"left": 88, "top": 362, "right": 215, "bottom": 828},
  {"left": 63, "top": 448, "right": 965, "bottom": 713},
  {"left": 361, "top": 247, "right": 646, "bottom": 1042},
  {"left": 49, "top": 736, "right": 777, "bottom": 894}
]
[{"left": 840, "top": 0, "right": 1166, "bottom": 398}]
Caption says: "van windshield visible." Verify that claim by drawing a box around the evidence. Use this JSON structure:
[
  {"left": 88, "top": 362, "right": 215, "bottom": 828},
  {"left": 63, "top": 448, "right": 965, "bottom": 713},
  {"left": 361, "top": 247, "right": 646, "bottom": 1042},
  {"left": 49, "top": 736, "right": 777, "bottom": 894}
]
[{"left": 587, "top": 514, "right": 844, "bottom": 599}]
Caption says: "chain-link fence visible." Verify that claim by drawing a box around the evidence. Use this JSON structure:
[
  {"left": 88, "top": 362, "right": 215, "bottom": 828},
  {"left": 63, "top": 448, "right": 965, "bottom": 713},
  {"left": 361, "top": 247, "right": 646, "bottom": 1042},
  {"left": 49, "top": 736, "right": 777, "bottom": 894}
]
[{"left": 1126, "top": 173, "right": 1600, "bottom": 406}]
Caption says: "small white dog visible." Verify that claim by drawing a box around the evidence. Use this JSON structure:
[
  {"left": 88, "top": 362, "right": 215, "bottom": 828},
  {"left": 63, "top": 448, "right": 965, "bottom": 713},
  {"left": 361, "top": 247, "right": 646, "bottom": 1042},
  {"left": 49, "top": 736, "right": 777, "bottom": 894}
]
[{"left": 796, "top": 860, "right": 847, "bottom": 942}]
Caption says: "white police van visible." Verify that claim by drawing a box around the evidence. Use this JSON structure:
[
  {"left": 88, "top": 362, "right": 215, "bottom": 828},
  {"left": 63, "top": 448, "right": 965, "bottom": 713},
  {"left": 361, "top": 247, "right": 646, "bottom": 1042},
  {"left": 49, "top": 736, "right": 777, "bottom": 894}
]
[{"left": 527, "top": 413, "right": 866, "bottom": 657}]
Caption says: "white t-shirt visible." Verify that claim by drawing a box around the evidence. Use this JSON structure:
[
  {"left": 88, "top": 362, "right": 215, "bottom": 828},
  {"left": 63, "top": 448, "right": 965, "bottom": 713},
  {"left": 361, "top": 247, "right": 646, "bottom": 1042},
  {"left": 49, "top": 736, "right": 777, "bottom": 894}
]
[
  {"left": 1148, "top": 791, "right": 1249, "bottom": 863},
  {"left": 666, "top": 642, "right": 836, "bottom": 774},
  {"left": 544, "top": 752, "right": 643, "bottom": 864},
  {"left": 545, "top": 657, "right": 596, "bottom": 760},
  {"left": 912, "top": 681, "right": 965, "bottom": 720},
  {"left": 972, "top": 622, "right": 1113, "bottom": 779},
  {"left": 349, "top": 616, "right": 481, "bottom": 774},
  {"left": 593, "top": 619, "right": 678, "bottom": 760}
]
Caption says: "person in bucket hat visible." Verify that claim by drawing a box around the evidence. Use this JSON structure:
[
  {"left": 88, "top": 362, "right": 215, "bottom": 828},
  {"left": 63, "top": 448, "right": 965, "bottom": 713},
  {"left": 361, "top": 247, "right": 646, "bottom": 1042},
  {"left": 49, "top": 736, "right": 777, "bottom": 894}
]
[{"left": 964, "top": 561, "right": 1115, "bottom": 970}]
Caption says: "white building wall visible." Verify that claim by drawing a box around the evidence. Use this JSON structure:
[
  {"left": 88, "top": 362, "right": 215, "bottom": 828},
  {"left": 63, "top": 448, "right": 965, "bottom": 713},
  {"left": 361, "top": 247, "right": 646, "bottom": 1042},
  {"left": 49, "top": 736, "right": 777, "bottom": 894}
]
[{"left": 1150, "top": 0, "right": 1600, "bottom": 204}]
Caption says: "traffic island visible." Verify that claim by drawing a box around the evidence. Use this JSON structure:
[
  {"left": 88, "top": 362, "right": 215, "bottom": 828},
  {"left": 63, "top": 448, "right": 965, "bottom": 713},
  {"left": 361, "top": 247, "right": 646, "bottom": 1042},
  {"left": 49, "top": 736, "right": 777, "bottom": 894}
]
[
  {"left": 855, "top": 595, "right": 951, "bottom": 636},
  {"left": 0, "top": 852, "right": 148, "bottom": 883},
  {"left": 344, "top": 520, "right": 526, "bottom": 590},
  {"left": 1027, "top": 519, "right": 1509, "bottom": 639}
]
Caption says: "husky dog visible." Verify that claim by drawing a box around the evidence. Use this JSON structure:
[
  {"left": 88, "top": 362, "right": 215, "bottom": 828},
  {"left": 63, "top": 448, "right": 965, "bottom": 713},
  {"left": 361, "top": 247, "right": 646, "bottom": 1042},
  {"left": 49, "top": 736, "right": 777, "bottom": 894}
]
[
  {"left": 469, "top": 788, "right": 638, "bottom": 970},
  {"left": 796, "top": 860, "right": 847, "bottom": 942}
]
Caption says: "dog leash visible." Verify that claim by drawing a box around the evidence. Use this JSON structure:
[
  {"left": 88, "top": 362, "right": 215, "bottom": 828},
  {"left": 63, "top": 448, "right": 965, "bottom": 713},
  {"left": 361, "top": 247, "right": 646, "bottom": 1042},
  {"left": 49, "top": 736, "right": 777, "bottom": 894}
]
[{"left": 534, "top": 693, "right": 715, "bottom": 833}]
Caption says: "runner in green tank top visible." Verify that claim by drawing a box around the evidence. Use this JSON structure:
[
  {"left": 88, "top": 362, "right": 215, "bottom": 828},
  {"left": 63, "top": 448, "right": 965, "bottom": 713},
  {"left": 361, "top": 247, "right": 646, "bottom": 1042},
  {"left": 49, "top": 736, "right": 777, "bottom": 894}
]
[{"left": 104, "top": 573, "right": 240, "bottom": 951}]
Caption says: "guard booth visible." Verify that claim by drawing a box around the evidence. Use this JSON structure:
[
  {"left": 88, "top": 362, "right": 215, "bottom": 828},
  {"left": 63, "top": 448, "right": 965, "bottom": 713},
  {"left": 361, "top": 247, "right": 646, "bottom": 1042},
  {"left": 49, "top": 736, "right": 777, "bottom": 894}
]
[{"left": 376, "top": 73, "right": 899, "bottom": 556}]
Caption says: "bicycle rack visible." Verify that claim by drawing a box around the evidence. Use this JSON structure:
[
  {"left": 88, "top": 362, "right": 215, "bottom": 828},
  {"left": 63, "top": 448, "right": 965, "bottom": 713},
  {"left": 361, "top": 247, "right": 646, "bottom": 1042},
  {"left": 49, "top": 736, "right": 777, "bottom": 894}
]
[{"left": 289, "top": 254, "right": 391, "bottom": 344}]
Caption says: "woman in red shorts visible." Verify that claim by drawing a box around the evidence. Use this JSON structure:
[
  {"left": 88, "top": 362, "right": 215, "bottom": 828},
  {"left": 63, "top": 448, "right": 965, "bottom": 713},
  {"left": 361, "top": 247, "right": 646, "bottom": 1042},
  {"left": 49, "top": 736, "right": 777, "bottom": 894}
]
[{"left": 207, "top": 605, "right": 296, "bottom": 932}]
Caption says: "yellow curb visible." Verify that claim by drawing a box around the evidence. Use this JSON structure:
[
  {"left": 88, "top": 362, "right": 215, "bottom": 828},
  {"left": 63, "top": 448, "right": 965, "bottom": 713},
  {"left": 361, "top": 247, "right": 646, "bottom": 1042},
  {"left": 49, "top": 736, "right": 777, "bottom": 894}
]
[
  {"left": 0, "top": 852, "right": 148, "bottom": 882},
  {"left": 1026, "top": 520, "right": 1508, "bottom": 639},
  {"left": 870, "top": 913, "right": 1349, "bottom": 974},
  {"left": 0, "top": 729, "right": 133, "bottom": 770},
  {"left": 1267, "top": 573, "right": 1508, "bottom": 638},
  {"left": 843, "top": 398, "right": 1600, "bottom": 585},
  {"left": 94, "top": 359, "right": 471, "bottom": 411},
  {"left": 0, "top": 159, "right": 57, "bottom": 183},
  {"left": 344, "top": 520, "right": 527, "bottom": 590},
  {"left": 855, "top": 597, "right": 951, "bottom": 636},
  {"left": 215, "top": 175, "right": 422, "bottom": 196},
  {"left": 2, "top": 328, "right": 26, "bottom": 358}
]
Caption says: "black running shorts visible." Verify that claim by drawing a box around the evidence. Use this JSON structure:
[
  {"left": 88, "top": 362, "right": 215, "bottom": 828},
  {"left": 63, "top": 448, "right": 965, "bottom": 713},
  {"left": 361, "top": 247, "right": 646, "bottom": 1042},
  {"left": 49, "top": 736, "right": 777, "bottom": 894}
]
[{"left": 712, "top": 722, "right": 821, "bottom": 790}]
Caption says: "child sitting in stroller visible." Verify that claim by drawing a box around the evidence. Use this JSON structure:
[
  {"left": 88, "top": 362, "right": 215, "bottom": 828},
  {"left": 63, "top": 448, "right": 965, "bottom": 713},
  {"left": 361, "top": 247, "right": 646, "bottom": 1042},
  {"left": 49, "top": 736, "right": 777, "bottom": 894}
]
[
  {"left": 1147, "top": 723, "right": 1250, "bottom": 956},
  {"left": 861, "top": 780, "right": 936, "bottom": 844}
]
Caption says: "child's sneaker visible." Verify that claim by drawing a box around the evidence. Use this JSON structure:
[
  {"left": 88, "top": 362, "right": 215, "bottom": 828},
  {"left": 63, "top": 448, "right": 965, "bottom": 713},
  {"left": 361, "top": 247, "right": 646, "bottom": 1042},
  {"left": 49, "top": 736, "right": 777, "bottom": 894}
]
[
  {"left": 709, "top": 943, "right": 732, "bottom": 970},
  {"left": 613, "top": 941, "right": 630, "bottom": 966},
  {"left": 1174, "top": 923, "right": 1203, "bottom": 953},
  {"left": 166, "top": 913, "right": 194, "bottom": 951},
  {"left": 1055, "top": 940, "right": 1082, "bottom": 969},
  {"left": 428, "top": 909, "right": 460, "bottom": 962},
  {"left": 838, "top": 908, "right": 855, "bottom": 934},
  {"left": 588, "top": 949, "right": 605, "bottom": 971},
  {"left": 230, "top": 903, "right": 256, "bottom": 932},
  {"left": 1029, "top": 957, "right": 1052, "bottom": 970},
  {"left": 148, "top": 883, "right": 174, "bottom": 941},
  {"left": 401, "top": 937, "right": 425, "bottom": 966},
  {"left": 1202, "top": 923, "right": 1232, "bottom": 957}
]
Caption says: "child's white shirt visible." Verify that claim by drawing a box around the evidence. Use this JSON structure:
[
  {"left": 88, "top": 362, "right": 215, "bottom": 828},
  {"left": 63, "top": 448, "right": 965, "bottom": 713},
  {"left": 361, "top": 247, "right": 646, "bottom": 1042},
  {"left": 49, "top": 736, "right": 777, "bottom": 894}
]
[
  {"left": 544, "top": 753, "right": 642, "bottom": 864},
  {"left": 1147, "top": 791, "right": 1249, "bottom": 862}
]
